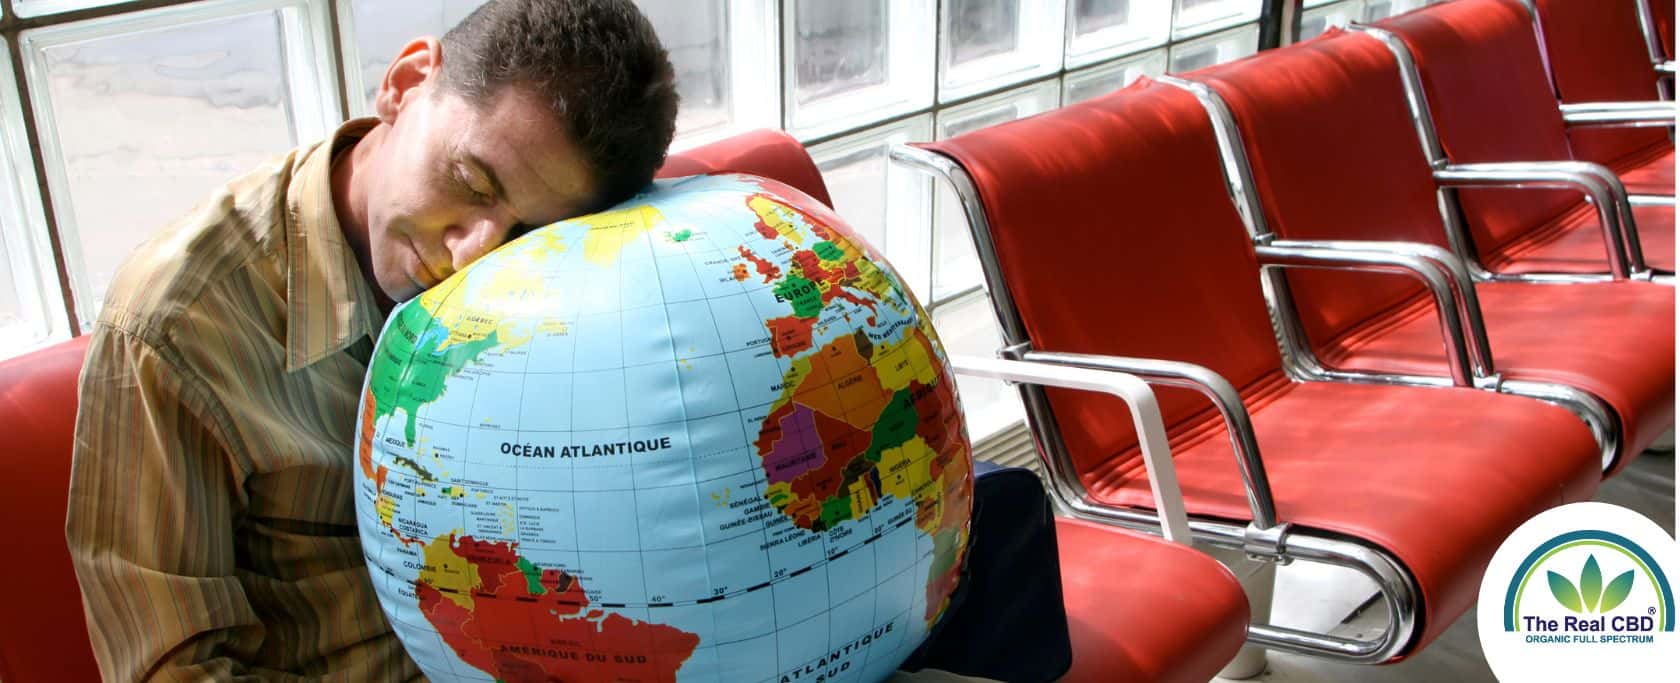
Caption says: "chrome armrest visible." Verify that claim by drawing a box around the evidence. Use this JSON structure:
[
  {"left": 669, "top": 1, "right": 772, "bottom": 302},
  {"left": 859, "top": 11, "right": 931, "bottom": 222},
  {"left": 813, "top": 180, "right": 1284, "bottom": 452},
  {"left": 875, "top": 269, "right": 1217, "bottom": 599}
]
[
  {"left": 1559, "top": 101, "right": 1677, "bottom": 128},
  {"left": 1433, "top": 161, "right": 1644, "bottom": 279},
  {"left": 1252, "top": 239, "right": 1496, "bottom": 388},
  {"left": 1002, "top": 350, "right": 1282, "bottom": 539},
  {"left": 949, "top": 355, "right": 1193, "bottom": 545}
]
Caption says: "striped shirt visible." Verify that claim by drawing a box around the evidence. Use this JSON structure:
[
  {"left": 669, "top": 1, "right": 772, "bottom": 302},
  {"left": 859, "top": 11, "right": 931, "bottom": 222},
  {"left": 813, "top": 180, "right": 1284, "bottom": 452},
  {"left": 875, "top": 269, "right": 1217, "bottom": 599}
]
[{"left": 66, "top": 118, "right": 422, "bottom": 681}]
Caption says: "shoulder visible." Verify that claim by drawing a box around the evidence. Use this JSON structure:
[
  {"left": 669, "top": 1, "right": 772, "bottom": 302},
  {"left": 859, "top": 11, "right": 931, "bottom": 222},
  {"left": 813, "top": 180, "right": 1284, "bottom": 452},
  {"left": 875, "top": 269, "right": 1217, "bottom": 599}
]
[{"left": 95, "top": 147, "right": 308, "bottom": 351}]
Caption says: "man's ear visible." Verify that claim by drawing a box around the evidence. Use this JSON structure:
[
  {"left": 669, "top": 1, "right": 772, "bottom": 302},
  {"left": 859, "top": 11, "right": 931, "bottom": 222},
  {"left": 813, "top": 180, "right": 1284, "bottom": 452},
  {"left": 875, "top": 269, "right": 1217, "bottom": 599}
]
[{"left": 374, "top": 37, "right": 444, "bottom": 124}]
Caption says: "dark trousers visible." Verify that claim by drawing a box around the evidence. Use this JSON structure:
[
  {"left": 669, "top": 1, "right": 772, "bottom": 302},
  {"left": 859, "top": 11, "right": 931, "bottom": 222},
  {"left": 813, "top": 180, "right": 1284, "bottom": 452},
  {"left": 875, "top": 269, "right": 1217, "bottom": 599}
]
[{"left": 901, "top": 461, "right": 1073, "bottom": 683}]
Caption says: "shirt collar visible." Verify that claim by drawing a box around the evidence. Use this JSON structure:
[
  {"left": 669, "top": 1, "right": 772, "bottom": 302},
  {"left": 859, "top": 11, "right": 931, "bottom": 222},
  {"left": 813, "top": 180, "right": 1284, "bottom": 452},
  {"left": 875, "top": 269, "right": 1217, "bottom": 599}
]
[{"left": 284, "top": 117, "right": 382, "bottom": 372}]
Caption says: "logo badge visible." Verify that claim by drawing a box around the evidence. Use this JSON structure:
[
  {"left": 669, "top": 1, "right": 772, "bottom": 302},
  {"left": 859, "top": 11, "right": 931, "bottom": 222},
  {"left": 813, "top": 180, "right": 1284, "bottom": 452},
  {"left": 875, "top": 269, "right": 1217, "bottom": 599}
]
[{"left": 1479, "top": 502, "right": 1678, "bottom": 679}]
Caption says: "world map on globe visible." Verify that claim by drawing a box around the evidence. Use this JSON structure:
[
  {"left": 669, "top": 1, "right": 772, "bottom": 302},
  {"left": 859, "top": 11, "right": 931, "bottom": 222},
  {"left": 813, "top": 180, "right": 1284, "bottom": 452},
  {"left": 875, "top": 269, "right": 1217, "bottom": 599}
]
[{"left": 354, "top": 173, "right": 975, "bottom": 683}]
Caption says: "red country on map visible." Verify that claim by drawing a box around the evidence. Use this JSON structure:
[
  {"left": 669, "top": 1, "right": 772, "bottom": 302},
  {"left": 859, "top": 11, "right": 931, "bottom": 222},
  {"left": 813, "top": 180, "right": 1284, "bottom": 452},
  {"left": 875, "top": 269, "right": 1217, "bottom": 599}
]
[{"left": 416, "top": 534, "right": 700, "bottom": 682}]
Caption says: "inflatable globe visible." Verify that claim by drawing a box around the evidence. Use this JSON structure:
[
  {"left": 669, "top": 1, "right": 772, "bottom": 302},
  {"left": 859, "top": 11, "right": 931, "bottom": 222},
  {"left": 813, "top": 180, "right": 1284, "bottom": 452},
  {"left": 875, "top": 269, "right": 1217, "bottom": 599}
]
[{"left": 354, "top": 173, "right": 975, "bottom": 683}]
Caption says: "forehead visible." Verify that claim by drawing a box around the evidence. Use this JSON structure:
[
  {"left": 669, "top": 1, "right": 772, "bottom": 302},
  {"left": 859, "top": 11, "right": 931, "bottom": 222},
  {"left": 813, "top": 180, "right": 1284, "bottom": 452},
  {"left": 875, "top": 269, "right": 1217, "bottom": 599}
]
[{"left": 449, "top": 86, "right": 596, "bottom": 224}]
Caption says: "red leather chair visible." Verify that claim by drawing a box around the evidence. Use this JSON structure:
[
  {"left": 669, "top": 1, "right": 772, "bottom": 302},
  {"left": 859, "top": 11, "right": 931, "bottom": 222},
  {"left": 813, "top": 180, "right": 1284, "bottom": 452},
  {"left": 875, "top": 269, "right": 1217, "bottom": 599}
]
[
  {"left": 902, "top": 78, "right": 1602, "bottom": 663},
  {"left": 1530, "top": 0, "right": 1675, "bottom": 193},
  {"left": 1369, "top": 0, "right": 1674, "bottom": 273},
  {"left": 1185, "top": 28, "right": 1675, "bottom": 473},
  {"left": 0, "top": 129, "right": 1253, "bottom": 682}
]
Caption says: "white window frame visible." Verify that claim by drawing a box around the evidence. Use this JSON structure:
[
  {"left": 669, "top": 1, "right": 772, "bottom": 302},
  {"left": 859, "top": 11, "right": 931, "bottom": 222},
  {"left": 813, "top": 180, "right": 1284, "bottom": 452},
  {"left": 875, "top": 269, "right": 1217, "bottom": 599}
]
[
  {"left": 11, "top": 0, "right": 138, "bottom": 19},
  {"left": 938, "top": 0, "right": 1066, "bottom": 103},
  {"left": 781, "top": 0, "right": 936, "bottom": 141},
  {"left": 0, "top": 40, "right": 68, "bottom": 355},
  {"left": 19, "top": 0, "right": 342, "bottom": 330}
]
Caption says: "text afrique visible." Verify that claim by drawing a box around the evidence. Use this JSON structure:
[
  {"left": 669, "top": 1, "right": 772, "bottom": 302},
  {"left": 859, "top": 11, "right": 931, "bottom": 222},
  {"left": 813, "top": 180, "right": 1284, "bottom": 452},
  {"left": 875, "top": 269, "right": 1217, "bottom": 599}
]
[
  {"left": 500, "top": 437, "right": 675, "bottom": 459},
  {"left": 1523, "top": 615, "right": 1657, "bottom": 632}
]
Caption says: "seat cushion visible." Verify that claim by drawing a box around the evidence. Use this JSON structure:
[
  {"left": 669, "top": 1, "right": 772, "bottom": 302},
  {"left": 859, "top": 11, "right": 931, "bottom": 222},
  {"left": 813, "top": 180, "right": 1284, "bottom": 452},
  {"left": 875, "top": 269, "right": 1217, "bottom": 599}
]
[
  {"left": 1316, "top": 281, "right": 1676, "bottom": 470},
  {"left": 1086, "top": 380, "right": 1602, "bottom": 654},
  {"left": 1614, "top": 146, "right": 1676, "bottom": 197},
  {"left": 1485, "top": 203, "right": 1675, "bottom": 274},
  {"left": 1055, "top": 518, "right": 1249, "bottom": 683},
  {"left": 0, "top": 336, "right": 99, "bottom": 683}
]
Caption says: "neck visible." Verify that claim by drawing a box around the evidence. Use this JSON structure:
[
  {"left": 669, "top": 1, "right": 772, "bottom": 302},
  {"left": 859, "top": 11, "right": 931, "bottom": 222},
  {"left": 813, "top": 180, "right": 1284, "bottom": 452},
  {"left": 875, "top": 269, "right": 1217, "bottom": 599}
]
[{"left": 331, "top": 124, "right": 396, "bottom": 316}]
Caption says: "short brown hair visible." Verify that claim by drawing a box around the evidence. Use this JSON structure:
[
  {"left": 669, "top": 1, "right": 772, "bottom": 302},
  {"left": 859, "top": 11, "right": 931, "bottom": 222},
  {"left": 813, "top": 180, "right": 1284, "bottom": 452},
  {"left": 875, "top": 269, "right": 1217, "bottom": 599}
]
[{"left": 441, "top": 0, "right": 680, "bottom": 210}]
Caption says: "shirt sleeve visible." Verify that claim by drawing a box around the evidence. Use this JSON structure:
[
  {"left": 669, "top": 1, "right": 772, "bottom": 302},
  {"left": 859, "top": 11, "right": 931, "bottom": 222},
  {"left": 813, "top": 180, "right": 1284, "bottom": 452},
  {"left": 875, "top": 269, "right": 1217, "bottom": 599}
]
[{"left": 65, "top": 323, "right": 269, "bottom": 682}]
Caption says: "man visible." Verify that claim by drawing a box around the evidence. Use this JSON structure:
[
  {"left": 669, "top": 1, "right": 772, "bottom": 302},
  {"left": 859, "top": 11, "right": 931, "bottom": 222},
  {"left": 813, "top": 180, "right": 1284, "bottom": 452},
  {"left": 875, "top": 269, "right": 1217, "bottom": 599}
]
[{"left": 65, "top": 1, "right": 677, "bottom": 679}]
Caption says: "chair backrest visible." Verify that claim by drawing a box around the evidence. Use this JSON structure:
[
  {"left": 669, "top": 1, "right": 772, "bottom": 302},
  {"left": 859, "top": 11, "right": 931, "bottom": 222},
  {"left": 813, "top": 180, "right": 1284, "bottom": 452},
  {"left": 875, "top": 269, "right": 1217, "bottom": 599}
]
[
  {"left": 1378, "top": 0, "right": 1584, "bottom": 253},
  {"left": 1192, "top": 29, "right": 1447, "bottom": 350},
  {"left": 656, "top": 129, "right": 834, "bottom": 208},
  {"left": 0, "top": 335, "right": 99, "bottom": 683},
  {"left": 920, "top": 78, "right": 1285, "bottom": 489},
  {"left": 1533, "top": 0, "right": 1671, "bottom": 166},
  {"left": 0, "top": 129, "right": 831, "bottom": 682}
]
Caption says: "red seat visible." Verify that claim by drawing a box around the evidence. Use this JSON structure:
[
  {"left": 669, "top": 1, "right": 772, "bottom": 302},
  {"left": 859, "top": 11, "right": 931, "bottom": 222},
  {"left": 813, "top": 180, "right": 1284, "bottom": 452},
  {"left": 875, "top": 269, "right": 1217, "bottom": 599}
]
[
  {"left": 0, "top": 336, "right": 100, "bottom": 683},
  {"left": 1375, "top": 0, "right": 1672, "bottom": 272},
  {"left": 1531, "top": 0, "right": 1675, "bottom": 186},
  {"left": 1192, "top": 28, "right": 1675, "bottom": 469},
  {"left": 921, "top": 78, "right": 1602, "bottom": 658},
  {"left": 1055, "top": 519, "right": 1249, "bottom": 683}
]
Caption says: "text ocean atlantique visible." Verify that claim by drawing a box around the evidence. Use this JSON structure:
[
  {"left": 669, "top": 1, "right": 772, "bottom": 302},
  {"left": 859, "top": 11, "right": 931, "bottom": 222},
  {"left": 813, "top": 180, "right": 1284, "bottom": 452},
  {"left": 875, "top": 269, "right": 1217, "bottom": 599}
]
[{"left": 499, "top": 436, "right": 675, "bottom": 459}]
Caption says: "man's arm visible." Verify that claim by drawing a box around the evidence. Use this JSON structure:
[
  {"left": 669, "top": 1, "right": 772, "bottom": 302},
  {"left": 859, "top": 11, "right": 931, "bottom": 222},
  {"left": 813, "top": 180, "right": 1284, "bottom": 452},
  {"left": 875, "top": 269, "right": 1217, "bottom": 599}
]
[{"left": 66, "top": 324, "right": 266, "bottom": 682}]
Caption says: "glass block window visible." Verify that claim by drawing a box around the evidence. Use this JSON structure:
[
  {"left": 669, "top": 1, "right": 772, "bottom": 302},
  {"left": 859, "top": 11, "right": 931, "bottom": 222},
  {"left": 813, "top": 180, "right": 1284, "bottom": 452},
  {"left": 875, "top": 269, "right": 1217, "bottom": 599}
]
[
  {"left": 1168, "top": 22, "right": 1260, "bottom": 73},
  {"left": 647, "top": 0, "right": 778, "bottom": 150},
  {"left": 342, "top": 0, "right": 486, "bottom": 116},
  {"left": 1064, "top": 0, "right": 1173, "bottom": 69},
  {"left": 1062, "top": 47, "right": 1166, "bottom": 103},
  {"left": 1171, "top": 0, "right": 1262, "bottom": 41},
  {"left": 1300, "top": 0, "right": 1364, "bottom": 41},
  {"left": 808, "top": 116, "right": 935, "bottom": 302},
  {"left": 19, "top": 0, "right": 339, "bottom": 329},
  {"left": 938, "top": 0, "right": 1064, "bottom": 102},
  {"left": 783, "top": 0, "right": 935, "bottom": 140},
  {"left": 0, "top": 41, "right": 67, "bottom": 356}
]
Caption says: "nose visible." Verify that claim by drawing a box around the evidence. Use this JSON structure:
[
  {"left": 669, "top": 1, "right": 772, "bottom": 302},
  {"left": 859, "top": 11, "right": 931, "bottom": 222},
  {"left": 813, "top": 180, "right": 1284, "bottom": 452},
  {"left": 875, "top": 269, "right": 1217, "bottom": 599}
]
[{"left": 443, "top": 211, "right": 515, "bottom": 272}]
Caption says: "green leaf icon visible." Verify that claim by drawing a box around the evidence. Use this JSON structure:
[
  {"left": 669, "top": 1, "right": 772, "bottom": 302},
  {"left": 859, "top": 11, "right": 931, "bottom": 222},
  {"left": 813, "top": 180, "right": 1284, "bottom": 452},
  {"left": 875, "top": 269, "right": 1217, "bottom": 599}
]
[
  {"left": 1549, "top": 571, "right": 1583, "bottom": 612},
  {"left": 1582, "top": 555, "right": 1603, "bottom": 612},
  {"left": 1600, "top": 570, "right": 1636, "bottom": 613}
]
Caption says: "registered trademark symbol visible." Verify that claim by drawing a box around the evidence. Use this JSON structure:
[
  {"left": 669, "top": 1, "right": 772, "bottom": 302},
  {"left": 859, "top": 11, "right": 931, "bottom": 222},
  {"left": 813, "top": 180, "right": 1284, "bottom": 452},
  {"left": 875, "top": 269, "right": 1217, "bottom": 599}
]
[{"left": 1650, "top": 606, "right": 1658, "bottom": 615}]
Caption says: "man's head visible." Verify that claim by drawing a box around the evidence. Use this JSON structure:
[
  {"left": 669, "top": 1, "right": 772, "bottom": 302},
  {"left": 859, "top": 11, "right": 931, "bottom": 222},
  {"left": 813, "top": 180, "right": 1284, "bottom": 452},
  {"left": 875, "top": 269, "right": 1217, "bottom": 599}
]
[{"left": 341, "top": 0, "right": 678, "bottom": 306}]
